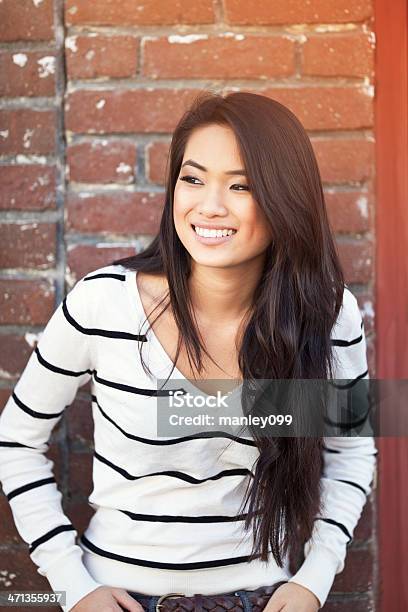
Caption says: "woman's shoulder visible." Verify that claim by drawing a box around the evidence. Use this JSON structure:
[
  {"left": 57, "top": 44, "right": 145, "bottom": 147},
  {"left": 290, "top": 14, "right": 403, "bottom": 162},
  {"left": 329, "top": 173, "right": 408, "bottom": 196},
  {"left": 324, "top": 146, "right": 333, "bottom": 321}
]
[{"left": 65, "top": 263, "right": 129, "bottom": 315}]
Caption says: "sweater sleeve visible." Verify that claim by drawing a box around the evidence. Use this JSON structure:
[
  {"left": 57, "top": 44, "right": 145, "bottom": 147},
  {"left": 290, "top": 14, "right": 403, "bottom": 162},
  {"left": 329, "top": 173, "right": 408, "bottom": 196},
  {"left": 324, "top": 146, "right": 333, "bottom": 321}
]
[
  {"left": 287, "top": 287, "right": 377, "bottom": 608},
  {"left": 0, "top": 274, "right": 103, "bottom": 611}
]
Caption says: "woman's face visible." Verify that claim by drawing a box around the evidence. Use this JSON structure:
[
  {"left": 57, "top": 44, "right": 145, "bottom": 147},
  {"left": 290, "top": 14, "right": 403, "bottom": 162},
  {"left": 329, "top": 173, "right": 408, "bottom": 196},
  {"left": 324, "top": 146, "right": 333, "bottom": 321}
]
[{"left": 173, "top": 124, "right": 273, "bottom": 270}]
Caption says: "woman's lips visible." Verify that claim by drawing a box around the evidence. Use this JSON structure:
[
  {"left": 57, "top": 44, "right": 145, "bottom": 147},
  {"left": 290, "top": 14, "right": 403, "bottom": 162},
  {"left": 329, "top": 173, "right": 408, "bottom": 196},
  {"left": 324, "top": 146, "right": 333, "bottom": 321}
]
[{"left": 191, "top": 224, "right": 237, "bottom": 245}]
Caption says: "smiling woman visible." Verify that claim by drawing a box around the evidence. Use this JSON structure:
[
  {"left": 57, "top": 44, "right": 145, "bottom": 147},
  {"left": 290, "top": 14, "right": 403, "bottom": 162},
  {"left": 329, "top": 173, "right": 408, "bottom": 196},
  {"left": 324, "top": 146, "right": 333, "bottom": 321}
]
[{"left": 0, "top": 91, "right": 376, "bottom": 612}]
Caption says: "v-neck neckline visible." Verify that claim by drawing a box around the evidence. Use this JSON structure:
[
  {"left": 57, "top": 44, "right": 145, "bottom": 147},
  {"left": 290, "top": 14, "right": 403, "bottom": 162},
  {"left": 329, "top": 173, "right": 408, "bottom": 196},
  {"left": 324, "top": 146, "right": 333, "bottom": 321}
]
[{"left": 124, "top": 267, "right": 243, "bottom": 400}]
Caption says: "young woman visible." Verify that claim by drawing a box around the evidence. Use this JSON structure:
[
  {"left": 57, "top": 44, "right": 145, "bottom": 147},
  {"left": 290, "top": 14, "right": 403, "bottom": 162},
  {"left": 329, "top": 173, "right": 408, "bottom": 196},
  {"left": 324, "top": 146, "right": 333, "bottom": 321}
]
[{"left": 0, "top": 92, "right": 377, "bottom": 612}]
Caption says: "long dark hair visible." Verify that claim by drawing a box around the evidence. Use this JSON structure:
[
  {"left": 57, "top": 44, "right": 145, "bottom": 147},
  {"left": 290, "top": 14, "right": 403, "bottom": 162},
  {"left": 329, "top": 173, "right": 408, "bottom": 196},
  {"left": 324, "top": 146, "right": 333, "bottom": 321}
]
[{"left": 111, "top": 91, "right": 345, "bottom": 570}]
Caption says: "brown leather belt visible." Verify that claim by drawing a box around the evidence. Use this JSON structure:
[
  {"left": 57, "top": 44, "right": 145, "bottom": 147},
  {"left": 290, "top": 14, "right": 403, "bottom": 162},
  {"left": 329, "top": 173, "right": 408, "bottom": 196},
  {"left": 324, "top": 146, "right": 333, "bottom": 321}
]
[{"left": 127, "top": 582, "right": 288, "bottom": 612}]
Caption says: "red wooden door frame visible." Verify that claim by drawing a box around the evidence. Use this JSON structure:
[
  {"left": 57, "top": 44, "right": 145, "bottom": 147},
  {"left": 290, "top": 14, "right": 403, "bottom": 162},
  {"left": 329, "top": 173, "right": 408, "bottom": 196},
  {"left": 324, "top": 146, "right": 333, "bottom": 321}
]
[{"left": 374, "top": 0, "right": 408, "bottom": 609}]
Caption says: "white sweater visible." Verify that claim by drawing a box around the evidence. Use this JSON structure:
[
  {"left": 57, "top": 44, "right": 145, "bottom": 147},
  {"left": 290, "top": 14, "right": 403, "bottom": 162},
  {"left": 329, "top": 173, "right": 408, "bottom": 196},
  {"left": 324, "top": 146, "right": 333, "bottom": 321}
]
[{"left": 0, "top": 263, "right": 377, "bottom": 611}]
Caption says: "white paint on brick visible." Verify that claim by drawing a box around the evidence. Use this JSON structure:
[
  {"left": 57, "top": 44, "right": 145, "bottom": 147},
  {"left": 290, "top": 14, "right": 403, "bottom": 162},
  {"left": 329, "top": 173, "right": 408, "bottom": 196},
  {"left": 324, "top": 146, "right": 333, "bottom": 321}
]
[
  {"left": 314, "top": 24, "right": 355, "bottom": 32},
  {"left": 23, "top": 129, "right": 34, "bottom": 149},
  {"left": 356, "top": 196, "right": 368, "bottom": 218},
  {"left": 168, "top": 34, "right": 209, "bottom": 44},
  {"left": 20, "top": 223, "right": 39, "bottom": 230},
  {"left": 32, "top": 0, "right": 45, "bottom": 6},
  {"left": 37, "top": 56, "right": 55, "bottom": 78},
  {"left": 116, "top": 162, "right": 132, "bottom": 174},
  {"left": 220, "top": 32, "right": 245, "bottom": 40},
  {"left": 361, "top": 300, "right": 374, "bottom": 320},
  {"left": 85, "top": 49, "right": 95, "bottom": 60},
  {"left": 96, "top": 99, "right": 106, "bottom": 109},
  {"left": 65, "top": 36, "right": 78, "bottom": 53},
  {"left": 16, "top": 154, "right": 47, "bottom": 164},
  {"left": 37, "top": 174, "right": 50, "bottom": 186},
  {"left": 361, "top": 80, "right": 375, "bottom": 97},
  {"left": 0, "top": 129, "right": 9, "bottom": 139},
  {"left": 12, "top": 53, "right": 28, "bottom": 67},
  {"left": 25, "top": 331, "right": 42, "bottom": 348}
]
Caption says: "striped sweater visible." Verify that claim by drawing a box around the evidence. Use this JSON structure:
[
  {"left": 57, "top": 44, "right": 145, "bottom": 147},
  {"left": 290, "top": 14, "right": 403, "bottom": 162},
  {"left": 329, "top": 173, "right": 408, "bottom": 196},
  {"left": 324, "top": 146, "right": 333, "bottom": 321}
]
[{"left": 0, "top": 263, "right": 377, "bottom": 611}]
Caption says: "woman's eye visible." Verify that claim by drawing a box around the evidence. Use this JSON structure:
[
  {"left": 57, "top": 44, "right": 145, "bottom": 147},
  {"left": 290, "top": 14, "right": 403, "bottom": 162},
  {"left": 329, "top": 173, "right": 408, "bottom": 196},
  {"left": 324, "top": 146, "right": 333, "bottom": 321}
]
[
  {"left": 180, "top": 175, "right": 202, "bottom": 185},
  {"left": 179, "top": 175, "right": 250, "bottom": 191}
]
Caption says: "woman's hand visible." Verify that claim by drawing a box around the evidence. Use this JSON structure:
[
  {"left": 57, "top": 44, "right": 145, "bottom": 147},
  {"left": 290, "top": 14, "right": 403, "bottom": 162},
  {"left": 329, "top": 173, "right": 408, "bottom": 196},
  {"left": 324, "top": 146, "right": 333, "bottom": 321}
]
[
  {"left": 264, "top": 582, "right": 321, "bottom": 612},
  {"left": 70, "top": 585, "right": 143, "bottom": 611}
]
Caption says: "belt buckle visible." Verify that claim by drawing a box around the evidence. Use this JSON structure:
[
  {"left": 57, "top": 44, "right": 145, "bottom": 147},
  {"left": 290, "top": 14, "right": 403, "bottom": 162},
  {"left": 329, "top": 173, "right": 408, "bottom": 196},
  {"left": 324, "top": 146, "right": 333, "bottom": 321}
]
[{"left": 155, "top": 592, "right": 185, "bottom": 612}]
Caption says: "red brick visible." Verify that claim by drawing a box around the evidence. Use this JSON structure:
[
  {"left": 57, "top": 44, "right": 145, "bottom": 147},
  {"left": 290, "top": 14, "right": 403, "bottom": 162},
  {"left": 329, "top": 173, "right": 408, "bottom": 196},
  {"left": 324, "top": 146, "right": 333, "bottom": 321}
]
[
  {"left": 0, "top": 109, "right": 56, "bottom": 155},
  {"left": 0, "top": 165, "right": 56, "bottom": 211},
  {"left": 302, "top": 33, "right": 375, "bottom": 78},
  {"left": 65, "top": 499, "right": 95, "bottom": 534},
  {"left": 66, "top": 140, "right": 137, "bottom": 184},
  {"left": 46, "top": 443, "right": 64, "bottom": 483},
  {"left": 146, "top": 141, "right": 170, "bottom": 184},
  {"left": 0, "top": 51, "right": 56, "bottom": 97},
  {"left": 257, "top": 87, "right": 373, "bottom": 130},
  {"left": 366, "top": 335, "right": 376, "bottom": 378},
  {"left": 325, "top": 190, "right": 371, "bottom": 234},
  {"left": 0, "top": 222, "right": 56, "bottom": 269},
  {"left": 143, "top": 35, "right": 295, "bottom": 79},
  {"left": 0, "top": 279, "right": 54, "bottom": 325},
  {"left": 68, "top": 452, "right": 93, "bottom": 498},
  {"left": 0, "top": 0, "right": 54, "bottom": 42},
  {"left": 66, "top": 192, "right": 163, "bottom": 235},
  {"left": 65, "top": 0, "right": 215, "bottom": 26},
  {"left": 336, "top": 238, "right": 373, "bottom": 284},
  {"left": 66, "top": 244, "right": 136, "bottom": 283},
  {"left": 0, "top": 388, "right": 12, "bottom": 411},
  {"left": 0, "top": 493, "right": 21, "bottom": 545},
  {"left": 224, "top": 0, "right": 372, "bottom": 25},
  {"left": 66, "top": 34, "right": 138, "bottom": 79},
  {"left": 0, "top": 334, "right": 33, "bottom": 380},
  {"left": 353, "top": 496, "right": 374, "bottom": 542},
  {"left": 313, "top": 139, "right": 374, "bottom": 183},
  {"left": 66, "top": 395, "right": 94, "bottom": 449},
  {"left": 332, "top": 548, "right": 373, "bottom": 592},
  {"left": 65, "top": 88, "right": 198, "bottom": 134},
  {"left": 0, "top": 549, "right": 56, "bottom": 593},
  {"left": 322, "top": 598, "right": 373, "bottom": 612},
  {"left": 354, "top": 288, "right": 375, "bottom": 334}
]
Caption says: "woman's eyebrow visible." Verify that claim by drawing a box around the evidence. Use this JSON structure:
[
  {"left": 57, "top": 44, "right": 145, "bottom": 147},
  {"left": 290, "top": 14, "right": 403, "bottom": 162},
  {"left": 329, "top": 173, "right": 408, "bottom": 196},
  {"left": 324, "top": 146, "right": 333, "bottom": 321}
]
[{"left": 181, "top": 159, "right": 247, "bottom": 176}]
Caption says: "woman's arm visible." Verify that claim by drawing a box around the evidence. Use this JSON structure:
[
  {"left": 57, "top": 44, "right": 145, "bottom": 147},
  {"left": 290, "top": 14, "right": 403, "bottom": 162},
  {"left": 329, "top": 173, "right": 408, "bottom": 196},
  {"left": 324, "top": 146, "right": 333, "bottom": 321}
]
[
  {"left": 286, "top": 288, "right": 377, "bottom": 608},
  {"left": 0, "top": 274, "right": 103, "bottom": 611}
]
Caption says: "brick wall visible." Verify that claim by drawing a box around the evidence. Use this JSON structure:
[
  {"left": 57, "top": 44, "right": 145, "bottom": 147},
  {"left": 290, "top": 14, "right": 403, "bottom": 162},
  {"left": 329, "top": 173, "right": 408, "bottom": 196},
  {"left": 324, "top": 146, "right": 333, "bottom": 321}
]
[{"left": 0, "top": 1, "right": 377, "bottom": 610}]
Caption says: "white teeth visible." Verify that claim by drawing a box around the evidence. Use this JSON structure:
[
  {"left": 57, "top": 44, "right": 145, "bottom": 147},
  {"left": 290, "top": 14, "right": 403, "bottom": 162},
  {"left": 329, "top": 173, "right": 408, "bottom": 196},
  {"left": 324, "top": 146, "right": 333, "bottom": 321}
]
[{"left": 193, "top": 226, "right": 236, "bottom": 238}]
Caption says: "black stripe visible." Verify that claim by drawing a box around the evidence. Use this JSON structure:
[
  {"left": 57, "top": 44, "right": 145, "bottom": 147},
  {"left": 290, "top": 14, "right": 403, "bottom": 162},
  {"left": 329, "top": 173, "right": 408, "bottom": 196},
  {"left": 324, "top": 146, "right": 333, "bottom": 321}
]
[
  {"left": 7, "top": 477, "right": 55, "bottom": 501},
  {"left": 120, "top": 510, "right": 250, "bottom": 523},
  {"left": 323, "top": 445, "right": 378, "bottom": 457},
  {"left": 330, "top": 369, "right": 369, "bottom": 390},
  {"left": 29, "top": 524, "right": 75, "bottom": 553},
  {"left": 84, "top": 272, "right": 126, "bottom": 282},
  {"left": 331, "top": 320, "right": 364, "bottom": 347},
  {"left": 62, "top": 296, "right": 145, "bottom": 341},
  {"left": 13, "top": 391, "right": 64, "bottom": 420},
  {"left": 80, "top": 535, "right": 259, "bottom": 570},
  {"left": 93, "top": 372, "right": 183, "bottom": 397},
  {"left": 94, "top": 451, "right": 252, "bottom": 483},
  {"left": 0, "top": 441, "right": 33, "bottom": 448},
  {"left": 36, "top": 347, "right": 92, "bottom": 377},
  {"left": 316, "top": 517, "right": 353, "bottom": 543},
  {"left": 324, "top": 406, "right": 371, "bottom": 430},
  {"left": 334, "top": 479, "right": 367, "bottom": 496},
  {"left": 92, "top": 395, "right": 256, "bottom": 447}
]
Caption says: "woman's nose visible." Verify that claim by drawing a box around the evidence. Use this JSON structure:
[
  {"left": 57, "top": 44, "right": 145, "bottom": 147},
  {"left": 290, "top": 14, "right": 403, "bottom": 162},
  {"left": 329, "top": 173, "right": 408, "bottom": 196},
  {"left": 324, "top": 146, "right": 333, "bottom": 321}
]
[{"left": 195, "top": 189, "right": 229, "bottom": 216}]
